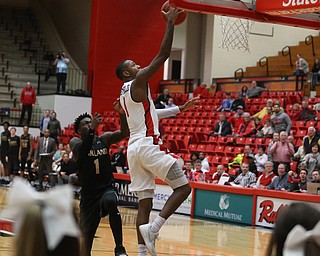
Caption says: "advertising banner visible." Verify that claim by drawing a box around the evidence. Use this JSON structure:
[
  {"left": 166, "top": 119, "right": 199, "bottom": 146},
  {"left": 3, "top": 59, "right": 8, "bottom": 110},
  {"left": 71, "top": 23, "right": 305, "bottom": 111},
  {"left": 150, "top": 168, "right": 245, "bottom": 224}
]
[
  {"left": 114, "top": 179, "right": 138, "bottom": 208},
  {"left": 153, "top": 184, "right": 192, "bottom": 215},
  {"left": 255, "top": 196, "right": 320, "bottom": 228},
  {"left": 256, "top": 0, "right": 320, "bottom": 16},
  {"left": 194, "top": 190, "right": 253, "bottom": 225}
]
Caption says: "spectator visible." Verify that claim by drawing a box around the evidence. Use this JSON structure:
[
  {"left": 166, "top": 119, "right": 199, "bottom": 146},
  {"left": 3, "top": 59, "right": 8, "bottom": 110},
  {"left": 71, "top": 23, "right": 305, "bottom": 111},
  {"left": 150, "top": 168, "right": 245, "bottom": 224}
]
[
  {"left": 212, "top": 165, "right": 229, "bottom": 184},
  {"left": 253, "top": 117, "right": 263, "bottom": 136},
  {"left": 293, "top": 145, "right": 306, "bottom": 163},
  {"left": 298, "top": 100, "right": 316, "bottom": 121},
  {"left": 311, "top": 169, "right": 320, "bottom": 183},
  {"left": 270, "top": 131, "right": 295, "bottom": 173},
  {"left": 183, "top": 161, "right": 194, "bottom": 181},
  {"left": 235, "top": 113, "right": 254, "bottom": 137},
  {"left": 18, "top": 82, "right": 36, "bottom": 126},
  {"left": 255, "top": 145, "right": 268, "bottom": 173},
  {"left": 39, "top": 110, "right": 51, "bottom": 137},
  {"left": 267, "top": 164, "right": 290, "bottom": 191},
  {"left": 240, "top": 85, "right": 248, "bottom": 99},
  {"left": 289, "top": 103, "right": 301, "bottom": 121},
  {"left": 267, "top": 132, "right": 280, "bottom": 162},
  {"left": 198, "top": 152, "right": 209, "bottom": 172},
  {"left": 232, "top": 162, "right": 256, "bottom": 187},
  {"left": 293, "top": 53, "right": 309, "bottom": 76},
  {"left": 297, "top": 169, "right": 308, "bottom": 193},
  {"left": 1, "top": 178, "right": 81, "bottom": 256},
  {"left": 193, "top": 82, "right": 209, "bottom": 98},
  {"left": 192, "top": 160, "right": 206, "bottom": 182},
  {"left": 288, "top": 135, "right": 298, "bottom": 152},
  {"left": 302, "top": 143, "right": 320, "bottom": 181},
  {"left": 165, "top": 97, "right": 176, "bottom": 109},
  {"left": 311, "top": 56, "right": 320, "bottom": 85},
  {"left": 53, "top": 50, "right": 70, "bottom": 93},
  {"left": 33, "top": 129, "right": 56, "bottom": 191},
  {"left": 217, "top": 92, "right": 233, "bottom": 112},
  {"left": 247, "top": 81, "right": 266, "bottom": 98},
  {"left": 111, "top": 145, "right": 126, "bottom": 173},
  {"left": 266, "top": 203, "right": 320, "bottom": 256},
  {"left": 261, "top": 106, "right": 273, "bottom": 125},
  {"left": 253, "top": 99, "right": 274, "bottom": 119},
  {"left": 211, "top": 113, "right": 232, "bottom": 136},
  {"left": 271, "top": 103, "right": 292, "bottom": 135},
  {"left": 303, "top": 127, "right": 320, "bottom": 155},
  {"left": 208, "top": 83, "right": 216, "bottom": 94},
  {"left": 18, "top": 125, "right": 33, "bottom": 180},
  {"left": 190, "top": 152, "right": 199, "bottom": 168},
  {"left": 6, "top": 127, "right": 20, "bottom": 179},
  {"left": 52, "top": 143, "right": 65, "bottom": 171},
  {"left": 47, "top": 111, "right": 61, "bottom": 143},
  {"left": 228, "top": 145, "right": 254, "bottom": 170},
  {"left": 259, "top": 118, "right": 273, "bottom": 138},
  {"left": 154, "top": 88, "right": 171, "bottom": 109},
  {"left": 57, "top": 152, "right": 78, "bottom": 185},
  {"left": 0, "top": 121, "right": 10, "bottom": 178},
  {"left": 230, "top": 92, "right": 245, "bottom": 112},
  {"left": 228, "top": 106, "right": 246, "bottom": 133},
  {"left": 254, "top": 161, "right": 276, "bottom": 189}
]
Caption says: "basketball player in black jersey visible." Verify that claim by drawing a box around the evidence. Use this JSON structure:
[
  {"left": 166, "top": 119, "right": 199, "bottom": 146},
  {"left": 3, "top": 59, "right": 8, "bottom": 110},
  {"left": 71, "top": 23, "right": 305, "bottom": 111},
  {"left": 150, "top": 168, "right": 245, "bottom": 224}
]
[
  {"left": 70, "top": 99, "right": 129, "bottom": 256},
  {"left": 19, "top": 125, "right": 34, "bottom": 179},
  {"left": 7, "top": 127, "right": 20, "bottom": 178}
]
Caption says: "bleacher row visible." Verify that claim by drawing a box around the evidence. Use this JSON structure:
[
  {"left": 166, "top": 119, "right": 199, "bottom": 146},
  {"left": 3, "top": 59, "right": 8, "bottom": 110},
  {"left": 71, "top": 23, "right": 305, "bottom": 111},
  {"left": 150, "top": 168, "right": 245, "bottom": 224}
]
[{"left": 56, "top": 90, "right": 318, "bottom": 172}]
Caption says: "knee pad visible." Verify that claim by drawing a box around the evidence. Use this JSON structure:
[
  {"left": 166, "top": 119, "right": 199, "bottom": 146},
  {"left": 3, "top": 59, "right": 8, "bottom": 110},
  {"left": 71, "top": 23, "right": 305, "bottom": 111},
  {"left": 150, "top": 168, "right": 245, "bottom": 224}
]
[
  {"left": 165, "top": 162, "right": 188, "bottom": 189},
  {"left": 136, "top": 189, "right": 154, "bottom": 201}
]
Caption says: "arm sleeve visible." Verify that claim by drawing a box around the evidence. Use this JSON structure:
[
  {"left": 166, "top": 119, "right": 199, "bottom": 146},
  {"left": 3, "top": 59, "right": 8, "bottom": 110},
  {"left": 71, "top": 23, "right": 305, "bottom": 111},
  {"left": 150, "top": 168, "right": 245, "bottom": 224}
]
[{"left": 156, "top": 106, "right": 180, "bottom": 119}]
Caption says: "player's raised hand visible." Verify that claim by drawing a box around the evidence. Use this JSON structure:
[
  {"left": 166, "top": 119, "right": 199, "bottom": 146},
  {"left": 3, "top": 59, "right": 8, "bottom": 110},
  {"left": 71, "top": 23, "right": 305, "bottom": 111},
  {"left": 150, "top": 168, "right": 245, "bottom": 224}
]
[
  {"left": 162, "top": 6, "right": 184, "bottom": 23},
  {"left": 179, "top": 96, "right": 200, "bottom": 112},
  {"left": 113, "top": 98, "right": 125, "bottom": 115},
  {"left": 91, "top": 112, "right": 102, "bottom": 131}
]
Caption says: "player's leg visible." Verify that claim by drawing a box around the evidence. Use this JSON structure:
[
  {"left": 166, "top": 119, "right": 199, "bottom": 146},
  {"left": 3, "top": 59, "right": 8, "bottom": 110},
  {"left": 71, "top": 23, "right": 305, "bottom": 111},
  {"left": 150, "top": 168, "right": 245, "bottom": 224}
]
[
  {"left": 136, "top": 191, "right": 154, "bottom": 256},
  {"left": 80, "top": 197, "right": 101, "bottom": 256},
  {"left": 99, "top": 189, "right": 128, "bottom": 256}
]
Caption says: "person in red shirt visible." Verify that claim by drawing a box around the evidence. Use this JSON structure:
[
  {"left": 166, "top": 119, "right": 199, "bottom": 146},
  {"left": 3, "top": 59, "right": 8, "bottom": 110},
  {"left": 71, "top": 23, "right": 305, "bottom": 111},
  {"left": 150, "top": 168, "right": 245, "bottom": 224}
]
[
  {"left": 212, "top": 165, "right": 229, "bottom": 184},
  {"left": 255, "top": 161, "right": 276, "bottom": 189},
  {"left": 235, "top": 113, "right": 255, "bottom": 137},
  {"left": 289, "top": 103, "right": 301, "bottom": 121},
  {"left": 193, "top": 82, "right": 209, "bottom": 98},
  {"left": 228, "top": 105, "right": 246, "bottom": 133},
  {"left": 19, "top": 82, "right": 36, "bottom": 126}
]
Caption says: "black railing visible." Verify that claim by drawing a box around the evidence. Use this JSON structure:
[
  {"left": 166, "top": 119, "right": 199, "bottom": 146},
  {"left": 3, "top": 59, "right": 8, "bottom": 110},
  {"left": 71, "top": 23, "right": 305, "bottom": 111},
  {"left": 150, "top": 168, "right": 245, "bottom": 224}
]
[
  {"left": 234, "top": 68, "right": 244, "bottom": 82},
  {"left": 305, "top": 35, "right": 315, "bottom": 57},
  {"left": 282, "top": 46, "right": 293, "bottom": 67},
  {"left": 259, "top": 56, "right": 269, "bottom": 76}
]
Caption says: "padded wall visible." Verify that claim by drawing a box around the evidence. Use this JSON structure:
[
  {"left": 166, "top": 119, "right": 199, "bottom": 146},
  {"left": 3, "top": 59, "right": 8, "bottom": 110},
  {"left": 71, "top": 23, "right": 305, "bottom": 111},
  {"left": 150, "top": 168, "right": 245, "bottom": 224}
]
[{"left": 88, "top": 0, "right": 166, "bottom": 112}]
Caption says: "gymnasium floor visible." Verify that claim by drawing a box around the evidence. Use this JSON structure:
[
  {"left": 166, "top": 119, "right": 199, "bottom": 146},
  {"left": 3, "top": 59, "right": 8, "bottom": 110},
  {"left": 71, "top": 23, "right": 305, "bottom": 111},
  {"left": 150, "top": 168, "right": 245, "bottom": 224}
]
[{"left": 0, "top": 187, "right": 272, "bottom": 256}]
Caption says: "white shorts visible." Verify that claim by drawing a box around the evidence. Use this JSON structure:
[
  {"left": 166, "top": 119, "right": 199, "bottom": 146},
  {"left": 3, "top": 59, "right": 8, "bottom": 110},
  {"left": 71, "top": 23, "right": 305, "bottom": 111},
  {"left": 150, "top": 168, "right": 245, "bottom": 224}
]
[{"left": 127, "top": 137, "right": 177, "bottom": 192}]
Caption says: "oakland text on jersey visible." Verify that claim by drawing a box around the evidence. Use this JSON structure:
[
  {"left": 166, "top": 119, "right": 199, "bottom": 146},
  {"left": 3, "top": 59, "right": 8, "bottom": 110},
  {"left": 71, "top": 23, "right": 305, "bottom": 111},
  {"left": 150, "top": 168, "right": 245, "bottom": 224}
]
[{"left": 88, "top": 148, "right": 108, "bottom": 157}]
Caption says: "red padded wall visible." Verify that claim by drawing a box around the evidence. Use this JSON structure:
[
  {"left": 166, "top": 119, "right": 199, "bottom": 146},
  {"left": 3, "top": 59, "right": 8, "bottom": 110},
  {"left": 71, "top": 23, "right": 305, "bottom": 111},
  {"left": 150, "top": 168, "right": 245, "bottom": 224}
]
[{"left": 88, "top": 0, "right": 166, "bottom": 113}]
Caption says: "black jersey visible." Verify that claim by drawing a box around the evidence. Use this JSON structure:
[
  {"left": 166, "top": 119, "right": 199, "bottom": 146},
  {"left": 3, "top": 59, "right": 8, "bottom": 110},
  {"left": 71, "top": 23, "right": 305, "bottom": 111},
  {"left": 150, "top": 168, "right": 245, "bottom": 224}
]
[
  {"left": 20, "top": 133, "right": 31, "bottom": 156},
  {"left": 0, "top": 130, "right": 10, "bottom": 157},
  {"left": 76, "top": 134, "right": 114, "bottom": 195},
  {"left": 8, "top": 136, "right": 20, "bottom": 157}
]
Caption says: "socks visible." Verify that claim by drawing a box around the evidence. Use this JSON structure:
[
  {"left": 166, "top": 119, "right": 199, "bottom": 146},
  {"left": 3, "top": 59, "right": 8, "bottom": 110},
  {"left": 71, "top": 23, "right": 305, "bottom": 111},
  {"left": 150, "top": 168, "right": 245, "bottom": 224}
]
[
  {"left": 138, "top": 244, "right": 148, "bottom": 256},
  {"left": 150, "top": 215, "right": 166, "bottom": 234}
]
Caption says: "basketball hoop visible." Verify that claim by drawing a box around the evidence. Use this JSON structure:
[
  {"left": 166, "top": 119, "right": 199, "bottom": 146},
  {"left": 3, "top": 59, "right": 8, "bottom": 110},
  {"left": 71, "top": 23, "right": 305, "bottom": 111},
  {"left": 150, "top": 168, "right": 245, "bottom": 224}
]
[{"left": 219, "top": 16, "right": 254, "bottom": 53}]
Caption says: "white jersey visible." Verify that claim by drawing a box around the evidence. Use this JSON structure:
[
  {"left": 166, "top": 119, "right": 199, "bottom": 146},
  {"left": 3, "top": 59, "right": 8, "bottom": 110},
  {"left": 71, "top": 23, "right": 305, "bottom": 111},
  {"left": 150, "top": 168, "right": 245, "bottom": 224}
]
[{"left": 120, "top": 80, "right": 160, "bottom": 145}]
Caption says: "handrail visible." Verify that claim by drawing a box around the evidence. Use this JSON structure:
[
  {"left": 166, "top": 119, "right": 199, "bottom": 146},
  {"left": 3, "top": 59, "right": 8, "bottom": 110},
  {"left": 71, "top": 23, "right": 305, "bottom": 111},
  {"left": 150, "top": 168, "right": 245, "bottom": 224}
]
[
  {"left": 259, "top": 56, "right": 269, "bottom": 76},
  {"left": 234, "top": 68, "right": 244, "bottom": 81},
  {"left": 305, "top": 35, "right": 315, "bottom": 57},
  {"left": 281, "top": 46, "right": 293, "bottom": 67}
]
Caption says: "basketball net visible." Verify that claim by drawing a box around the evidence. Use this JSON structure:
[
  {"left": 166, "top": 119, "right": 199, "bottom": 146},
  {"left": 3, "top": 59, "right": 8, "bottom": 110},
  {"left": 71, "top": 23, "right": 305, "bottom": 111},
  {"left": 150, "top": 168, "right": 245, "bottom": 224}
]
[{"left": 219, "top": 16, "right": 254, "bottom": 53}]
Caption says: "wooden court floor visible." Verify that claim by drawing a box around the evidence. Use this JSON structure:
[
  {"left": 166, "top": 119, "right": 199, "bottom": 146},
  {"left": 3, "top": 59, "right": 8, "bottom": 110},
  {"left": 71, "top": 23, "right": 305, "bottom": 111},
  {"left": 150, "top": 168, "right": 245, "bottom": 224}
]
[{"left": 0, "top": 187, "right": 272, "bottom": 256}]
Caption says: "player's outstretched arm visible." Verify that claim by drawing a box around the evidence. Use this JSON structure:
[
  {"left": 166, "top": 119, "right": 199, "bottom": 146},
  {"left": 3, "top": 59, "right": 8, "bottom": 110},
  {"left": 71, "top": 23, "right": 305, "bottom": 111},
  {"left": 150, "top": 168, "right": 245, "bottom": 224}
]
[
  {"left": 133, "top": 8, "right": 182, "bottom": 88},
  {"left": 156, "top": 96, "right": 200, "bottom": 119},
  {"left": 101, "top": 99, "right": 129, "bottom": 145}
]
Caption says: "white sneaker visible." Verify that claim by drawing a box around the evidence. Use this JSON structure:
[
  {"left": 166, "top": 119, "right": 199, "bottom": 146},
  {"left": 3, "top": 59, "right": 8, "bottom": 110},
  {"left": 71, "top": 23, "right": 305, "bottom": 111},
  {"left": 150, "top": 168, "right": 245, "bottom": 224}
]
[{"left": 139, "top": 223, "right": 158, "bottom": 256}]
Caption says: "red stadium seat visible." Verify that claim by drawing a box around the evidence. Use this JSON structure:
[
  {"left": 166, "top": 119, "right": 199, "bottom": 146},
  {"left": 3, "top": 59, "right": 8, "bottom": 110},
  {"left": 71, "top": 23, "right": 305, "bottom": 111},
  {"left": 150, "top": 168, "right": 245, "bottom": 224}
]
[
  {"left": 196, "top": 144, "right": 206, "bottom": 153},
  {"left": 215, "top": 145, "right": 225, "bottom": 157},
  {"left": 205, "top": 144, "right": 216, "bottom": 154},
  {"left": 225, "top": 146, "right": 235, "bottom": 157}
]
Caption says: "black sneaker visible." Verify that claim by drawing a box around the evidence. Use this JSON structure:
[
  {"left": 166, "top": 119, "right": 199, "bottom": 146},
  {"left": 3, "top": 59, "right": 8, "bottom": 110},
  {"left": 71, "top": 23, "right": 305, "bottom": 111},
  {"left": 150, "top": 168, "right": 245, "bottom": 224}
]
[{"left": 114, "top": 245, "right": 128, "bottom": 256}]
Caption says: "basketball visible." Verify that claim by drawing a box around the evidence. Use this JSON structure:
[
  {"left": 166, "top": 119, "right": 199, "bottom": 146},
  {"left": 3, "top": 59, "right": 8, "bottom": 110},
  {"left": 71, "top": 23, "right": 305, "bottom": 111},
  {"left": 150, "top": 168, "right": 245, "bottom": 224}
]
[{"left": 161, "top": 1, "right": 187, "bottom": 25}]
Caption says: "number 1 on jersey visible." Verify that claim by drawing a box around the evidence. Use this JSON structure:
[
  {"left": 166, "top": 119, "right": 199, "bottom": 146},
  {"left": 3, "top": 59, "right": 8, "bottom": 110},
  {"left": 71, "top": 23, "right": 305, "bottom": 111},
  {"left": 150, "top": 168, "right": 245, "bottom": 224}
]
[{"left": 94, "top": 158, "right": 100, "bottom": 174}]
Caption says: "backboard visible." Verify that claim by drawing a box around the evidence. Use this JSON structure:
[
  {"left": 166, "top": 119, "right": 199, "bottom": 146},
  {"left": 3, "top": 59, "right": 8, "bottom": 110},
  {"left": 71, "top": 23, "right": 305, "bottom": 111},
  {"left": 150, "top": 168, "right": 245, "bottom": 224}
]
[{"left": 169, "top": 0, "right": 320, "bottom": 30}]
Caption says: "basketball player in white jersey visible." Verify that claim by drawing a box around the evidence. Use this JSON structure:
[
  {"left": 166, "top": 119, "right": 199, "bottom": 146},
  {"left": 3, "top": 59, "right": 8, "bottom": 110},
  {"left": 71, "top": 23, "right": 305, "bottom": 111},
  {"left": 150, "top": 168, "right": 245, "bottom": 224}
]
[{"left": 116, "top": 7, "right": 197, "bottom": 256}]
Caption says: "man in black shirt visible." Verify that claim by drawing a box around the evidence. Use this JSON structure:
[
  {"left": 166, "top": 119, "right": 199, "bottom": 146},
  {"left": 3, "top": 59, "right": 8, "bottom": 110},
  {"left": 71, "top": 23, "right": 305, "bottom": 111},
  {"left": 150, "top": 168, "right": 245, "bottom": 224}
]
[
  {"left": 1, "top": 121, "right": 10, "bottom": 178},
  {"left": 19, "top": 125, "right": 33, "bottom": 180},
  {"left": 70, "top": 99, "right": 129, "bottom": 256},
  {"left": 57, "top": 152, "right": 77, "bottom": 184},
  {"left": 7, "top": 127, "right": 20, "bottom": 178},
  {"left": 111, "top": 145, "right": 126, "bottom": 173}
]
